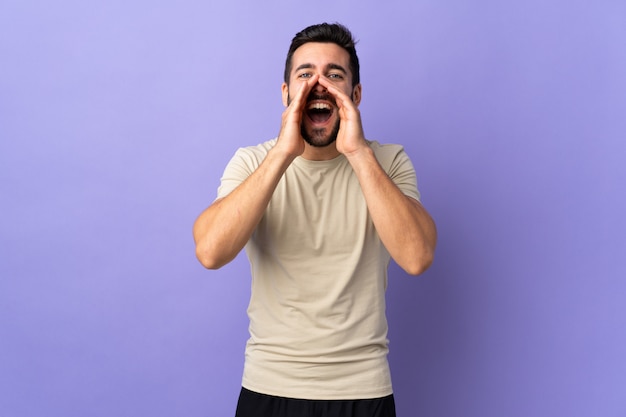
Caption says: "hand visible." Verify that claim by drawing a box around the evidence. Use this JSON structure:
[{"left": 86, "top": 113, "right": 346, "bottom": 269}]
[
  {"left": 318, "top": 77, "right": 368, "bottom": 157},
  {"left": 275, "top": 74, "right": 320, "bottom": 159}
]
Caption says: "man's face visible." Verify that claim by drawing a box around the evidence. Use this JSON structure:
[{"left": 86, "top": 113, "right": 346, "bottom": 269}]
[{"left": 282, "top": 42, "right": 361, "bottom": 148}]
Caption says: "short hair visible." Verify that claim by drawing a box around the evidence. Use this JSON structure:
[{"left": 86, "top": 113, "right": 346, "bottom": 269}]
[{"left": 284, "top": 23, "right": 360, "bottom": 87}]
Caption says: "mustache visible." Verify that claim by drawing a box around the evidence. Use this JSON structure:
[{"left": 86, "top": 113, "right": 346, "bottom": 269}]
[{"left": 306, "top": 93, "right": 336, "bottom": 106}]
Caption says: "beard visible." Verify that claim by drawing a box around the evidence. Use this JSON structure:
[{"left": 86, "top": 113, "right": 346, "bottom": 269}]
[
  {"left": 300, "top": 116, "right": 340, "bottom": 148},
  {"left": 288, "top": 90, "right": 345, "bottom": 148}
]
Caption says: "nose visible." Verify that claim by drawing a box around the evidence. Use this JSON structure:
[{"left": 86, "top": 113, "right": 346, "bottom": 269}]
[{"left": 312, "top": 81, "right": 327, "bottom": 93}]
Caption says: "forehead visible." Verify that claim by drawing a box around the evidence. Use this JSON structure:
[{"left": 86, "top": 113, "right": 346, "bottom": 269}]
[{"left": 290, "top": 42, "right": 351, "bottom": 73}]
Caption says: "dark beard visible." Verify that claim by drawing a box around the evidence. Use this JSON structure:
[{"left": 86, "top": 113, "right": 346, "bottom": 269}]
[
  {"left": 287, "top": 89, "right": 346, "bottom": 148},
  {"left": 300, "top": 117, "right": 340, "bottom": 148}
]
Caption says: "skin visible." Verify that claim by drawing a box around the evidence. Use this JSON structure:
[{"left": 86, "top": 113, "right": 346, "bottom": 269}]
[
  {"left": 193, "top": 42, "right": 437, "bottom": 274},
  {"left": 284, "top": 44, "right": 356, "bottom": 151}
]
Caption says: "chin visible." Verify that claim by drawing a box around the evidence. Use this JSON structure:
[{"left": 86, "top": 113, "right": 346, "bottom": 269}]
[
  {"left": 304, "top": 134, "right": 336, "bottom": 148},
  {"left": 302, "top": 121, "right": 340, "bottom": 148}
]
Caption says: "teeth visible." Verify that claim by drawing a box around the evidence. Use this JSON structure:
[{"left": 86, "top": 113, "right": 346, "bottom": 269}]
[{"left": 308, "top": 102, "right": 331, "bottom": 110}]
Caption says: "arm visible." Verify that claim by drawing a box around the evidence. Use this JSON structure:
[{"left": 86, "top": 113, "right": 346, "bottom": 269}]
[
  {"left": 319, "top": 77, "right": 437, "bottom": 275},
  {"left": 193, "top": 148, "right": 292, "bottom": 269},
  {"left": 193, "top": 75, "right": 321, "bottom": 269},
  {"left": 344, "top": 148, "right": 437, "bottom": 275}
]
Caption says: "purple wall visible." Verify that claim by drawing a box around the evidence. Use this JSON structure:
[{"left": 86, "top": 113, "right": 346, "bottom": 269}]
[{"left": 1, "top": 1, "right": 625, "bottom": 416}]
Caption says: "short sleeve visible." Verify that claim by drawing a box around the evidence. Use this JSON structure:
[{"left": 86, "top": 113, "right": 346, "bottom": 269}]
[
  {"left": 371, "top": 141, "right": 421, "bottom": 202},
  {"left": 216, "top": 140, "right": 274, "bottom": 200}
]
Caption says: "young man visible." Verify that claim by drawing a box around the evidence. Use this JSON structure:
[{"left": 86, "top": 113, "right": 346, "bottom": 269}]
[{"left": 193, "top": 23, "right": 437, "bottom": 417}]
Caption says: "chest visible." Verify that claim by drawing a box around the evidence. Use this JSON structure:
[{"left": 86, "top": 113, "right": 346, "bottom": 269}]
[{"left": 255, "top": 162, "right": 372, "bottom": 257}]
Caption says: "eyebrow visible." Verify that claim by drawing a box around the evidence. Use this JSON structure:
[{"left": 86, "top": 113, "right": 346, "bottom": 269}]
[
  {"left": 327, "top": 63, "right": 348, "bottom": 74},
  {"left": 294, "top": 63, "right": 348, "bottom": 75}
]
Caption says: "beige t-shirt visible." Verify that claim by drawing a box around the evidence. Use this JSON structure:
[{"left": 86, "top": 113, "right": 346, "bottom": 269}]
[{"left": 217, "top": 139, "right": 420, "bottom": 400}]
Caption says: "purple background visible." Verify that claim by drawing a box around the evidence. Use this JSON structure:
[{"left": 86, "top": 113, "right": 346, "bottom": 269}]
[{"left": 1, "top": 1, "right": 625, "bottom": 416}]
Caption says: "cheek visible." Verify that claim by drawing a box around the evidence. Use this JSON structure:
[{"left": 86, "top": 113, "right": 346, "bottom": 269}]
[
  {"left": 291, "top": 82, "right": 305, "bottom": 95},
  {"left": 286, "top": 82, "right": 308, "bottom": 105}
]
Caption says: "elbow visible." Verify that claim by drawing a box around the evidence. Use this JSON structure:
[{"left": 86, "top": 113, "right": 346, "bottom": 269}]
[
  {"left": 196, "top": 251, "right": 220, "bottom": 270},
  {"left": 401, "top": 247, "right": 435, "bottom": 276},
  {"left": 403, "top": 223, "right": 437, "bottom": 276},
  {"left": 195, "top": 242, "right": 230, "bottom": 270}
]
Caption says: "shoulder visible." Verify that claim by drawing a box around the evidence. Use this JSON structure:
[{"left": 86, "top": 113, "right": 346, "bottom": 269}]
[
  {"left": 367, "top": 140, "right": 420, "bottom": 201},
  {"left": 367, "top": 140, "right": 412, "bottom": 170},
  {"left": 227, "top": 138, "right": 277, "bottom": 171},
  {"left": 216, "top": 139, "right": 277, "bottom": 199},
  {"left": 367, "top": 140, "right": 404, "bottom": 152},
  {"left": 234, "top": 138, "right": 277, "bottom": 162}
]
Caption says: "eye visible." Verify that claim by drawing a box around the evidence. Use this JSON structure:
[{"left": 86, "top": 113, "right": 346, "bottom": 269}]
[
  {"left": 328, "top": 73, "right": 343, "bottom": 79},
  {"left": 298, "top": 72, "right": 312, "bottom": 79}
]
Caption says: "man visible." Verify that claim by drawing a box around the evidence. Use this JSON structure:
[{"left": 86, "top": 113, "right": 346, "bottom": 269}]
[{"left": 193, "top": 23, "right": 437, "bottom": 417}]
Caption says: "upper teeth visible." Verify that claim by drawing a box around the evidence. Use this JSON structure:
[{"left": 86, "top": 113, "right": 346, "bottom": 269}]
[{"left": 308, "top": 103, "right": 331, "bottom": 110}]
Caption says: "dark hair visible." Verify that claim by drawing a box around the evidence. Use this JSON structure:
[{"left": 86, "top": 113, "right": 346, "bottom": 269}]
[{"left": 284, "top": 23, "right": 360, "bottom": 87}]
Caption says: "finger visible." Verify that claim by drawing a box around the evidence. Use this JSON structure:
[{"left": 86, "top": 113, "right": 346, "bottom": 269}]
[
  {"left": 317, "top": 77, "right": 351, "bottom": 107},
  {"left": 289, "top": 74, "right": 320, "bottom": 111},
  {"left": 317, "top": 80, "right": 358, "bottom": 123}
]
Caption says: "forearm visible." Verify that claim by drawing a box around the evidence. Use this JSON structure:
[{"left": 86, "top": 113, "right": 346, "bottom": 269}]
[
  {"left": 193, "top": 147, "right": 295, "bottom": 269},
  {"left": 194, "top": 75, "right": 321, "bottom": 269},
  {"left": 346, "top": 147, "right": 437, "bottom": 275}
]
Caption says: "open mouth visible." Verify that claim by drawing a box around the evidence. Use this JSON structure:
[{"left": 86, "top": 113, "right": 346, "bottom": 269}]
[{"left": 306, "top": 102, "right": 333, "bottom": 124}]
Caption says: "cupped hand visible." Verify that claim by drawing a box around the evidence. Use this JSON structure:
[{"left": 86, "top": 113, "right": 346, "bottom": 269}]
[
  {"left": 275, "top": 74, "right": 320, "bottom": 158},
  {"left": 318, "top": 77, "right": 368, "bottom": 157}
]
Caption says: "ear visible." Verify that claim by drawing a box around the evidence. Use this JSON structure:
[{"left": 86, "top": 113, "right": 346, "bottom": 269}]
[
  {"left": 281, "top": 82, "right": 289, "bottom": 107},
  {"left": 352, "top": 84, "right": 362, "bottom": 107}
]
